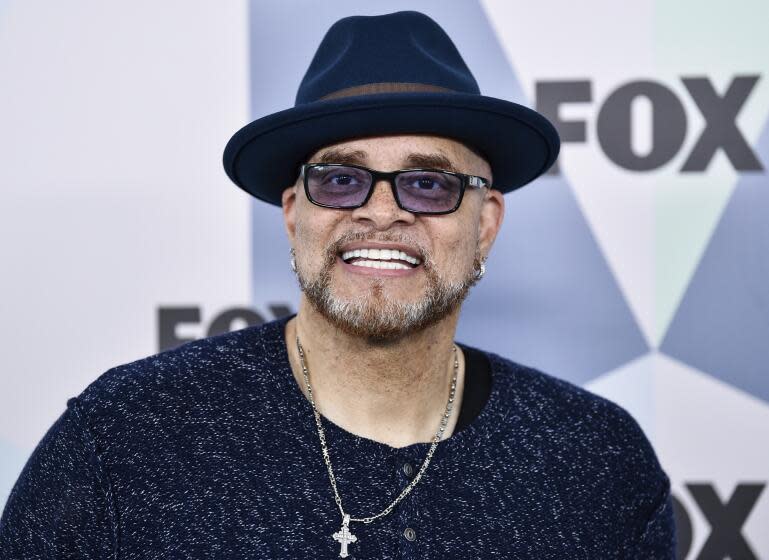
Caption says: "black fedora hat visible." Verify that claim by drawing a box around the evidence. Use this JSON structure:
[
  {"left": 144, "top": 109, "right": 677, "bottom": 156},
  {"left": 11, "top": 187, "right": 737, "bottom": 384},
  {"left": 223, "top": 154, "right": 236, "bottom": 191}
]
[{"left": 223, "top": 10, "right": 560, "bottom": 206}]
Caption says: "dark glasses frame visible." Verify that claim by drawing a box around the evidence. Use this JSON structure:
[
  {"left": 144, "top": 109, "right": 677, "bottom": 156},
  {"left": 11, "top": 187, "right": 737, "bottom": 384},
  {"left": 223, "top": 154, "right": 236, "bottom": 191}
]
[{"left": 300, "top": 163, "right": 491, "bottom": 216}]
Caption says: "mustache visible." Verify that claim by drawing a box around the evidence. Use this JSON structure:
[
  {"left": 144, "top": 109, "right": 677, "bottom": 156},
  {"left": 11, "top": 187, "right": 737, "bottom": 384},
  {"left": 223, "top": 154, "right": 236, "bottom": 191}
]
[{"left": 325, "top": 230, "right": 431, "bottom": 263}]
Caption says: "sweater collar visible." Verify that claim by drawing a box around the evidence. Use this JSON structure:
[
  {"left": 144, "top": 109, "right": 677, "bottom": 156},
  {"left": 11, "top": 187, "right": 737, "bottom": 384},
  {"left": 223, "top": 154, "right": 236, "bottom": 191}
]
[{"left": 253, "top": 315, "right": 513, "bottom": 460}]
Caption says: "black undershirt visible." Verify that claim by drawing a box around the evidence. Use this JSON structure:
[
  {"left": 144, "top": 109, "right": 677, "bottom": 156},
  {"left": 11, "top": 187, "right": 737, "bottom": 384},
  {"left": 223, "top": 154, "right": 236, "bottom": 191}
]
[{"left": 453, "top": 345, "right": 492, "bottom": 434}]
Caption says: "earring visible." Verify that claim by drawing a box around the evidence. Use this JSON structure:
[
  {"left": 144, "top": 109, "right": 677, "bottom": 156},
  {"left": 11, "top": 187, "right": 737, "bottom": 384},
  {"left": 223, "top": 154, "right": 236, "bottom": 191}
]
[
  {"left": 474, "top": 259, "right": 486, "bottom": 280},
  {"left": 289, "top": 247, "right": 297, "bottom": 273}
]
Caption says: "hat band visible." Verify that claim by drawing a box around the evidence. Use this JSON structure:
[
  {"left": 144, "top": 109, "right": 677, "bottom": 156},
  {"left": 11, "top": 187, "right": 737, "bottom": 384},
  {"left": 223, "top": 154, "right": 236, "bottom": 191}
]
[{"left": 320, "top": 82, "right": 454, "bottom": 101}]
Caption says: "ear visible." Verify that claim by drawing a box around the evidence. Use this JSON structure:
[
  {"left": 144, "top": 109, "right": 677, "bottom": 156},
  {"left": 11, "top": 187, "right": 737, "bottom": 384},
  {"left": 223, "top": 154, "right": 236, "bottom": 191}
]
[
  {"left": 282, "top": 185, "right": 298, "bottom": 245},
  {"left": 477, "top": 188, "right": 505, "bottom": 258}
]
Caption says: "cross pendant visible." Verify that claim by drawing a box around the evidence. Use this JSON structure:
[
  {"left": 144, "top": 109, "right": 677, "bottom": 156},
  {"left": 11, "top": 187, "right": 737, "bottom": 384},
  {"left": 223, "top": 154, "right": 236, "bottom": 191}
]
[{"left": 332, "top": 514, "right": 358, "bottom": 558}]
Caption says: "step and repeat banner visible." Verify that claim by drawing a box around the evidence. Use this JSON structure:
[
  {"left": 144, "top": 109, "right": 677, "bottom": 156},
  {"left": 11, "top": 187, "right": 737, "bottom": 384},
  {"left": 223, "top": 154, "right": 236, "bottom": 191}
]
[{"left": 1, "top": 1, "right": 767, "bottom": 557}]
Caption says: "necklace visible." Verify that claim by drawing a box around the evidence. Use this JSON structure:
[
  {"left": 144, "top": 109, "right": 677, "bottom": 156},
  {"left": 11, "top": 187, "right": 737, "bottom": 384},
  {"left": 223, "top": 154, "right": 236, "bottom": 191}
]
[{"left": 295, "top": 336, "right": 459, "bottom": 558}]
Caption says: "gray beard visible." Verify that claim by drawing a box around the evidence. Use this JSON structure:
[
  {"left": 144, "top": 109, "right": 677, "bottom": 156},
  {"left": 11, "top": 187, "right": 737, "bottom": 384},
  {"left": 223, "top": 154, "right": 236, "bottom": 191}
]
[{"left": 295, "top": 233, "right": 480, "bottom": 343}]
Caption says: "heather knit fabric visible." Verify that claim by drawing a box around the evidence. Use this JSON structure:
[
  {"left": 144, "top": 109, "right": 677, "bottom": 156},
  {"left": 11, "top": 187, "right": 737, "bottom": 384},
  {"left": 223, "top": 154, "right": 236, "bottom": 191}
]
[{"left": 0, "top": 316, "right": 675, "bottom": 559}]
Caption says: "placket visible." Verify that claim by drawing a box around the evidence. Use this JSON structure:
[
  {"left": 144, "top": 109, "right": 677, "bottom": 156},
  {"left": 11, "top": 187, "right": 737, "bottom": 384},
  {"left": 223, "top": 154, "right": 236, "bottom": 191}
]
[{"left": 392, "top": 446, "right": 433, "bottom": 560}]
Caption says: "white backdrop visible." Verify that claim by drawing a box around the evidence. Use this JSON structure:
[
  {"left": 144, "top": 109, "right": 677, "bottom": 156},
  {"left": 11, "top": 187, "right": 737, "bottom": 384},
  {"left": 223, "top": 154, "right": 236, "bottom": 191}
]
[{"left": 1, "top": 2, "right": 767, "bottom": 558}]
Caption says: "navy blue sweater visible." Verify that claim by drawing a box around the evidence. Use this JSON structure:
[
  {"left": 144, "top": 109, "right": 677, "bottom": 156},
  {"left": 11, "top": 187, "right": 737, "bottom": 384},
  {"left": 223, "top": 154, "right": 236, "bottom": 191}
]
[{"left": 0, "top": 317, "right": 675, "bottom": 558}]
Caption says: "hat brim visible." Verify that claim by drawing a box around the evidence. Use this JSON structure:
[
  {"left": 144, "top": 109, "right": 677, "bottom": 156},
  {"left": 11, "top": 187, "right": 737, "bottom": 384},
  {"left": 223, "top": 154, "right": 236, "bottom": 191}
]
[{"left": 223, "top": 91, "right": 560, "bottom": 206}]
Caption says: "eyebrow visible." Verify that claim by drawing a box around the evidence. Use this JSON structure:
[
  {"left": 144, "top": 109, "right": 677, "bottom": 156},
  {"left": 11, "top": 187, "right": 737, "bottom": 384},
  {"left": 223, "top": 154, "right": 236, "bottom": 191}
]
[
  {"left": 314, "top": 149, "right": 459, "bottom": 173},
  {"left": 316, "top": 148, "right": 368, "bottom": 166},
  {"left": 403, "top": 153, "right": 458, "bottom": 173}
]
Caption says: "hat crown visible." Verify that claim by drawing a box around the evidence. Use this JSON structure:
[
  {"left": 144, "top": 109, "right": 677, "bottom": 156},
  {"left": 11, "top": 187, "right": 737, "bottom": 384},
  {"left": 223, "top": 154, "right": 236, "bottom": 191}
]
[{"left": 296, "top": 11, "right": 480, "bottom": 105}]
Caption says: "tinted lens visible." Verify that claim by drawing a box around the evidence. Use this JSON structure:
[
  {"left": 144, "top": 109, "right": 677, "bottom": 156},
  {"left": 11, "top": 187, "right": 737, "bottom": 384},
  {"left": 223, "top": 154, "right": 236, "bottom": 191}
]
[
  {"left": 305, "top": 165, "right": 372, "bottom": 208},
  {"left": 395, "top": 171, "right": 462, "bottom": 213}
]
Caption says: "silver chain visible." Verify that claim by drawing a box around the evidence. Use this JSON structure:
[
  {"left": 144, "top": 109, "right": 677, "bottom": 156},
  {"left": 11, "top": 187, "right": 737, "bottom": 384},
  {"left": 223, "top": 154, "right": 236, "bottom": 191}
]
[{"left": 296, "top": 336, "right": 458, "bottom": 524}]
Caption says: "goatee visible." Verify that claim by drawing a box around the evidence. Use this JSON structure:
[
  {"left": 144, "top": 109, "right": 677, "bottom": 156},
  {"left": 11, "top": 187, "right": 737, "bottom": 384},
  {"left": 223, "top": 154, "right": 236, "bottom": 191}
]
[{"left": 294, "top": 233, "right": 481, "bottom": 343}]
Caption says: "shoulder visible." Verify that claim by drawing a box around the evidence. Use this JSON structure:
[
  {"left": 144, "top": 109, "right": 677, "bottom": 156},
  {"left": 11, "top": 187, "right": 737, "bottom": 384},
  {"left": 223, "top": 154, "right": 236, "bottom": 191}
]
[
  {"left": 71, "top": 317, "right": 289, "bottom": 432},
  {"left": 478, "top": 348, "right": 671, "bottom": 541},
  {"left": 483, "top": 348, "right": 651, "bottom": 451},
  {"left": 477, "top": 347, "right": 668, "bottom": 495}
]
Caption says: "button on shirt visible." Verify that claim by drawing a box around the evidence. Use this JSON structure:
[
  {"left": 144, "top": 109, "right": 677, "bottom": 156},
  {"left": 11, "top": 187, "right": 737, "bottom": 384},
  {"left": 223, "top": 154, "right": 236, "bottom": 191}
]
[{"left": 0, "top": 317, "right": 675, "bottom": 558}]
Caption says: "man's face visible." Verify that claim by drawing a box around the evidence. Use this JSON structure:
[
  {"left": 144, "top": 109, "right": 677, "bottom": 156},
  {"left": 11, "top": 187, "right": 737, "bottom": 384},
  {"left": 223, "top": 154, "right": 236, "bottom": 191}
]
[{"left": 282, "top": 134, "right": 504, "bottom": 342}]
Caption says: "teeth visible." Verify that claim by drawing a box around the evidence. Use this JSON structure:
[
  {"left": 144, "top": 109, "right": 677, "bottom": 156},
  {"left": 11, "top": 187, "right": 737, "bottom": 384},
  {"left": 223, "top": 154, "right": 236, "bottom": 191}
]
[
  {"left": 351, "top": 260, "right": 410, "bottom": 270},
  {"left": 341, "top": 248, "right": 421, "bottom": 265}
]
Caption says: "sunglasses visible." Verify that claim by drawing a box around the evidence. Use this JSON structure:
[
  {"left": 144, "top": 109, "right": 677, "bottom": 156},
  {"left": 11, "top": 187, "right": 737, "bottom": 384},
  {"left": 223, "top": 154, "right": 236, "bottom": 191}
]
[{"left": 300, "top": 163, "right": 490, "bottom": 215}]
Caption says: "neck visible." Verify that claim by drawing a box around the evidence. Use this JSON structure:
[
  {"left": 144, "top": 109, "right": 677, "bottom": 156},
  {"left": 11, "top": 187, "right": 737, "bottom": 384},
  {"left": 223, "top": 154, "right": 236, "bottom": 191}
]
[{"left": 284, "top": 297, "right": 466, "bottom": 448}]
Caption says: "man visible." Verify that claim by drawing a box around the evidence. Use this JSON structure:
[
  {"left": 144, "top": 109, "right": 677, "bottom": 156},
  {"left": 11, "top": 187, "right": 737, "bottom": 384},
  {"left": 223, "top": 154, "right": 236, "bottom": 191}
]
[{"left": 0, "top": 10, "right": 675, "bottom": 559}]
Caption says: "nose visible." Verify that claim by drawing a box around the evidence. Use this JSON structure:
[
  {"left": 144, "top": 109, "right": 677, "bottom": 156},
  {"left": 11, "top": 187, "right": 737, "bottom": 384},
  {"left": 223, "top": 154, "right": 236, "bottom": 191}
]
[{"left": 349, "top": 179, "right": 416, "bottom": 230}]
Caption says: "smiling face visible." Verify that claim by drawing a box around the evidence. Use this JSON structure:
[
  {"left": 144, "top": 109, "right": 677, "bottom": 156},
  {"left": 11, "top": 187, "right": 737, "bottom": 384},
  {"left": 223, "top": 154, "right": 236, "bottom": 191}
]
[{"left": 282, "top": 134, "right": 504, "bottom": 342}]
